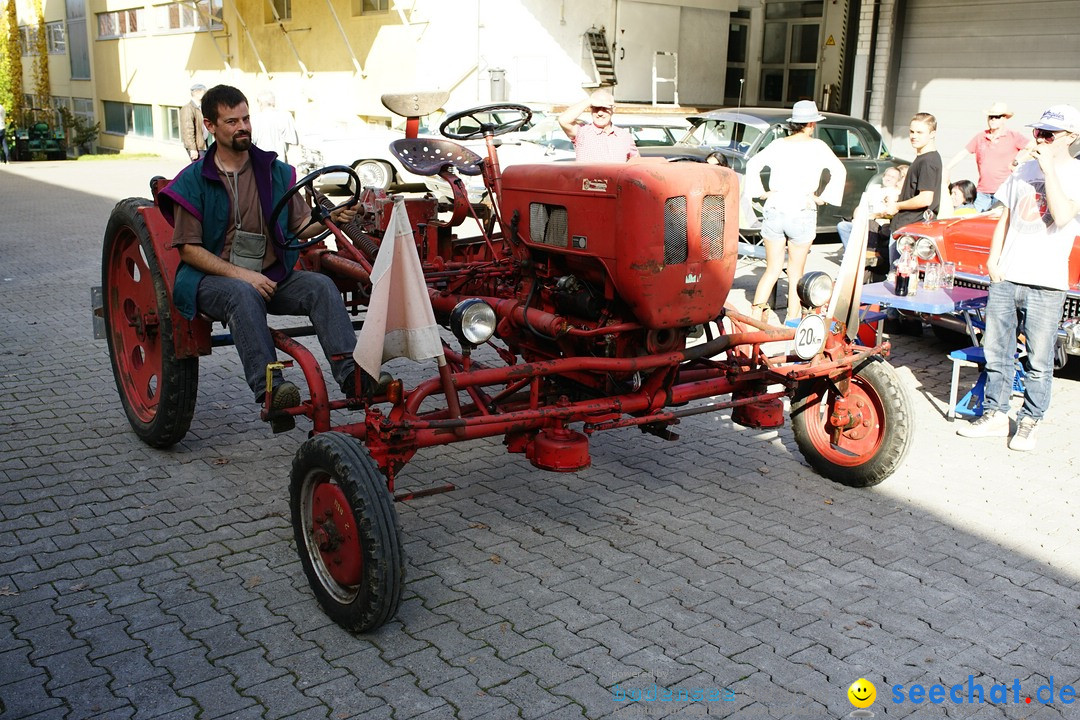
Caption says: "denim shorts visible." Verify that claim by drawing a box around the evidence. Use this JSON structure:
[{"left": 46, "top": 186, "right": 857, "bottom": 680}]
[{"left": 761, "top": 206, "right": 817, "bottom": 246}]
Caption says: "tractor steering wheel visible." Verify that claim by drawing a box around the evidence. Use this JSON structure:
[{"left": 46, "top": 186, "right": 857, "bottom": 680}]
[
  {"left": 440, "top": 103, "right": 533, "bottom": 141},
  {"left": 269, "top": 165, "right": 361, "bottom": 251}
]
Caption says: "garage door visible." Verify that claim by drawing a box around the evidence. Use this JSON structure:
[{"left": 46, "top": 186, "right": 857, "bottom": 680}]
[{"left": 889, "top": 0, "right": 1080, "bottom": 180}]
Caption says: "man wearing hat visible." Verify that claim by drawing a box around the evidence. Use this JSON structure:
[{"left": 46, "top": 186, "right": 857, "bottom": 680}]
[
  {"left": 180, "top": 83, "right": 208, "bottom": 161},
  {"left": 557, "top": 87, "right": 638, "bottom": 162},
  {"left": 946, "top": 102, "right": 1029, "bottom": 211},
  {"left": 958, "top": 105, "right": 1080, "bottom": 451}
]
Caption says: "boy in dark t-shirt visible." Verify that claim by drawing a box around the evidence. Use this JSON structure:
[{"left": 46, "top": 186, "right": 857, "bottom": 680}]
[{"left": 886, "top": 112, "right": 942, "bottom": 264}]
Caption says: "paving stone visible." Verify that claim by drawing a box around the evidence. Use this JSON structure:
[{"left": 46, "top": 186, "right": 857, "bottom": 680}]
[{"left": 5, "top": 159, "right": 1080, "bottom": 720}]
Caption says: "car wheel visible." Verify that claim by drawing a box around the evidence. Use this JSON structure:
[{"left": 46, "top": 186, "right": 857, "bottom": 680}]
[{"left": 353, "top": 160, "right": 393, "bottom": 191}]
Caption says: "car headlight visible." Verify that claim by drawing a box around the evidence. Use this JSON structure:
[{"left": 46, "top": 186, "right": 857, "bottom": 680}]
[
  {"left": 796, "top": 271, "right": 834, "bottom": 309},
  {"left": 914, "top": 237, "right": 938, "bottom": 260},
  {"left": 895, "top": 234, "right": 916, "bottom": 255},
  {"left": 450, "top": 298, "right": 497, "bottom": 346}
]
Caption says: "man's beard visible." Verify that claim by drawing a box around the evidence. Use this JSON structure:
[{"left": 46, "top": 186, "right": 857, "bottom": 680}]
[{"left": 230, "top": 134, "right": 251, "bottom": 151}]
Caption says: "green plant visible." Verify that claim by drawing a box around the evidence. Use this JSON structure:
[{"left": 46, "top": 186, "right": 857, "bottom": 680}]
[{"left": 59, "top": 106, "right": 100, "bottom": 147}]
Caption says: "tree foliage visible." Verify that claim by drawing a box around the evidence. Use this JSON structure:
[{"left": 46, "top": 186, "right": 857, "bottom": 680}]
[
  {"left": 32, "top": 0, "right": 50, "bottom": 115},
  {"left": 1, "top": 0, "right": 25, "bottom": 119}
]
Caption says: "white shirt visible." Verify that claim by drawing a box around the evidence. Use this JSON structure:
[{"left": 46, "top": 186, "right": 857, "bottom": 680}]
[
  {"left": 252, "top": 108, "right": 298, "bottom": 161},
  {"left": 744, "top": 137, "right": 846, "bottom": 212},
  {"left": 996, "top": 158, "right": 1080, "bottom": 291}
]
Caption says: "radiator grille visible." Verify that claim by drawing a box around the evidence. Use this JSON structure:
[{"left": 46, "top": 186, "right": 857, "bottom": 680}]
[
  {"left": 529, "top": 203, "right": 568, "bottom": 248},
  {"left": 702, "top": 195, "right": 725, "bottom": 260},
  {"left": 956, "top": 277, "right": 1080, "bottom": 323},
  {"left": 664, "top": 196, "right": 688, "bottom": 264}
]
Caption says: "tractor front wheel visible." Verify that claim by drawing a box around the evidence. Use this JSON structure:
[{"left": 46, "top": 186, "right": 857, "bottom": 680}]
[
  {"left": 790, "top": 357, "right": 912, "bottom": 487},
  {"left": 102, "top": 198, "right": 198, "bottom": 448},
  {"left": 290, "top": 432, "right": 405, "bottom": 632}
]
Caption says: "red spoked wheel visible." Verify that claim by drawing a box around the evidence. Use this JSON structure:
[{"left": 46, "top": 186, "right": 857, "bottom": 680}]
[
  {"left": 291, "top": 432, "right": 404, "bottom": 632},
  {"left": 790, "top": 357, "right": 912, "bottom": 487},
  {"left": 102, "top": 198, "right": 197, "bottom": 448}
]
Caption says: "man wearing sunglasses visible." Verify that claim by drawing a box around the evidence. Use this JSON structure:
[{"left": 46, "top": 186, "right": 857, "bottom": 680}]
[
  {"left": 557, "top": 87, "right": 639, "bottom": 162},
  {"left": 958, "top": 105, "right": 1080, "bottom": 451},
  {"left": 945, "top": 102, "right": 1029, "bottom": 212}
]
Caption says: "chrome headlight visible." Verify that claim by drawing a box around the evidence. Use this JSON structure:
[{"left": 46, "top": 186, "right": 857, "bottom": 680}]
[
  {"left": 914, "top": 237, "right": 938, "bottom": 260},
  {"left": 450, "top": 298, "right": 496, "bottom": 346},
  {"left": 797, "top": 271, "right": 834, "bottom": 309},
  {"left": 895, "top": 234, "right": 916, "bottom": 255}
]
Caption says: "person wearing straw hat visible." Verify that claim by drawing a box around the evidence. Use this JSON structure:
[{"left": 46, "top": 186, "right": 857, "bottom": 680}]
[
  {"left": 945, "top": 101, "right": 1029, "bottom": 211},
  {"left": 957, "top": 105, "right": 1080, "bottom": 451},
  {"left": 557, "top": 87, "right": 639, "bottom": 162},
  {"left": 744, "top": 99, "right": 845, "bottom": 323}
]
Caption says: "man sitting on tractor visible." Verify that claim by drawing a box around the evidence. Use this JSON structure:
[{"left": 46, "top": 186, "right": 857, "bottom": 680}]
[{"left": 158, "top": 84, "right": 361, "bottom": 432}]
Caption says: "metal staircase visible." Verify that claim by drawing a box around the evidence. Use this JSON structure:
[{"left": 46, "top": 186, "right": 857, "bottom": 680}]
[{"left": 584, "top": 27, "right": 617, "bottom": 87}]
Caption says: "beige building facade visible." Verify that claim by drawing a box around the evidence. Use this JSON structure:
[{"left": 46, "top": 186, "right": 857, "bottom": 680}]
[
  {"left": 10, "top": 0, "right": 864, "bottom": 158},
  {"left": 9, "top": 1, "right": 1076, "bottom": 172}
]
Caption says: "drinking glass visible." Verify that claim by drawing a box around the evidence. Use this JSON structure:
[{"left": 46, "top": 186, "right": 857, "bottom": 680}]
[
  {"left": 923, "top": 262, "right": 941, "bottom": 291},
  {"left": 942, "top": 262, "right": 956, "bottom": 289}
]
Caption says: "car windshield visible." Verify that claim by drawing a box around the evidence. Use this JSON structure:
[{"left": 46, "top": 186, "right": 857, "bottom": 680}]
[
  {"left": 516, "top": 118, "right": 574, "bottom": 151},
  {"left": 680, "top": 119, "right": 763, "bottom": 151}
]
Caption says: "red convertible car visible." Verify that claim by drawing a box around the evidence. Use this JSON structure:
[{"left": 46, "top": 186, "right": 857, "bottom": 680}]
[{"left": 891, "top": 211, "right": 1080, "bottom": 364}]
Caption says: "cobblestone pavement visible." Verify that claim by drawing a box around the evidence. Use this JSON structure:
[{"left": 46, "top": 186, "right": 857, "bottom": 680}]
[{"left": 2, "top": 159, "right": 1078, "bottom": 720}]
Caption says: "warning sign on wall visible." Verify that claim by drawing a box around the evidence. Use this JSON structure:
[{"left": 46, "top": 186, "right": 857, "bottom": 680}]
[{"left": 825, "top": 35, "right": 836, "bottom": 46}]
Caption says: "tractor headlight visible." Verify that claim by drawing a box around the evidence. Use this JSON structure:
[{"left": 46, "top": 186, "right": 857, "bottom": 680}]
[
  {"left": 914, "top": 237, "right": 938, "bottom": 260},
  {"left": 797, "top": 271, "right": 834, "bottom": 309},
  {"left": 450, "top": 298, "right": 496, "bottom": 346}
]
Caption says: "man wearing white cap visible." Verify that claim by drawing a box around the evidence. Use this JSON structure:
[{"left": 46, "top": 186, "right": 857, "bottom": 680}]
[
  {"left": 180, "top": 83, "right": 208, "bottom": 161},
  {"left": 557, "top": 88, "right": 639, "bottom": 162},
  {"left": 958, "top": 105, "right": 1080, "bottom": 451},
  {"left": 945, "top": 101, "right": 1029, "bottom": 211}
]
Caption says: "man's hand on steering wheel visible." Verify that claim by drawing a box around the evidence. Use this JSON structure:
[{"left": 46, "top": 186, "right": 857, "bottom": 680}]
[{"left": 269, "top": 165, "right": 361, "bottom": 251}]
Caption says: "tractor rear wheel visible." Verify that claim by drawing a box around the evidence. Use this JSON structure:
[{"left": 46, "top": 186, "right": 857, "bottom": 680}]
[
  {"left": 102, "top": 198, "right": 198, "bottom": 448},
  {"left": 290, "top": 432, "right": 405, "bottom": 632},
  {"left": 790, "top": 356, "right": 912, "bottom": 487}
]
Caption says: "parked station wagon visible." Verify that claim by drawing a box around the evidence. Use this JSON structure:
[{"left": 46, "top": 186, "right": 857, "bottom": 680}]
[{"left": 640, "top": 107, "right": 906, "bottom": 235}]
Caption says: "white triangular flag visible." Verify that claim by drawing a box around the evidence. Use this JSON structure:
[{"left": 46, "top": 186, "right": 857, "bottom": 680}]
[
  {"left": 829, "top": 194, "right": 871, "bottom": 339},
  {"left": 354, "top": 198, "right": 444, "bottom": 378}
]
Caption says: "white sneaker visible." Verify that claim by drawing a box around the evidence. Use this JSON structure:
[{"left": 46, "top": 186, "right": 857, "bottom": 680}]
[
  {"left": 1009, "top": 417, "right": 1039, "bottom": 451},
  {"left": 957, "top": 410, "right": 1010, "bottom": 438}
]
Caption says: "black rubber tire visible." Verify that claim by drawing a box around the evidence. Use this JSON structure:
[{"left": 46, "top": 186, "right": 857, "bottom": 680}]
[
  {"left": 790, "top": 356, "right": 912, "bottom": 488},
  {"left": 290, "top": 432, "right": 405, "bottom": 633},
  {"left": 102, "top": 198, "right": 198, "bottom": 448}
]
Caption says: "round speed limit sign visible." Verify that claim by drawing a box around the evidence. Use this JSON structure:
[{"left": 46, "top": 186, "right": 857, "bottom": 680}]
[{"left": 794, "top": 314, "right": 827, "bottom": 360}]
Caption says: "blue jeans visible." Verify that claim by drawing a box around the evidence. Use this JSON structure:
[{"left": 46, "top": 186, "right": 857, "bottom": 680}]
[
  {"left": 974, "top": 192, "right": 995, "bottom": 212},
  {"left": 197, "top": 270, "right": 357, "bottom": 399},
  {"left": 982, "top": 280, "right": 1065, "bottom": 421}
]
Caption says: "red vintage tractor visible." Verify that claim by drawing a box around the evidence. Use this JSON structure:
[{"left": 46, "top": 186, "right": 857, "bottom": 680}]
[{"left": 101, "top": 93, "right": 912, "bottom": 632}]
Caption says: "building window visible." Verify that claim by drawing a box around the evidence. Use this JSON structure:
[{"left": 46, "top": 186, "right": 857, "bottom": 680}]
[
  {"left": 47, "top": 22, "right": 66, "bottom": 54},
  {"left": 72, "top": 97, "right": 95, "bottom": 129},
  {"left": 267, "top": 0, "right": 291, "bottom": 22},
  {"left": 19, "top": 26, "right": 38, "bottom": 56},
  {"left": 155, "top": 1, "right": 224, "bottom": 32},
  {"left": 164, "top": 106, "right": 182, "bottom": 141},
  {"left": 103, "top": 101, "right": 154, "bottom": 137},
  {"left": 97, "top": 9, "right": 145, "bottom": 39},
  {"left": 353, "top": 0, "right": 389, "bottom": 15},
  {"left": 68, "top": 0, "right": 91, "bottom": 80}
]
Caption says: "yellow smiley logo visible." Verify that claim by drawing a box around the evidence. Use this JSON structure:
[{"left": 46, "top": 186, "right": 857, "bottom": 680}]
[{"left": 848, "top": 678, "right": 876, "bottom": 709}]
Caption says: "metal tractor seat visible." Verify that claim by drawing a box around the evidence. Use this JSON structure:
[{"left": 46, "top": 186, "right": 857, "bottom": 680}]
[{"left": 390, "top": 138, "right": 483, "bottom": 177}]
